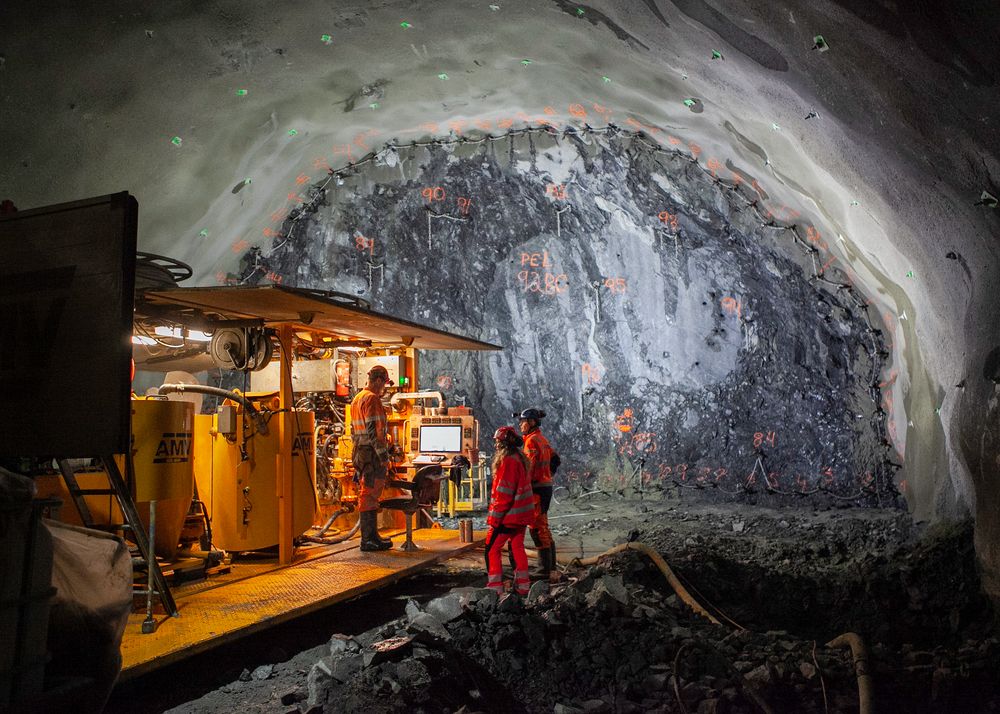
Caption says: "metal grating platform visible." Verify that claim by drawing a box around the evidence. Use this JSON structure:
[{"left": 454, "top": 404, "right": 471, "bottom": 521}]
[{"left": 119, "top": 528, "right": 481, "bottom": 680}]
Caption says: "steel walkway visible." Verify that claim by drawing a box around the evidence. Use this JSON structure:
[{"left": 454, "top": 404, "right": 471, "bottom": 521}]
[{"left": 119, "top": 528, "right": 480, "bottom": 680}]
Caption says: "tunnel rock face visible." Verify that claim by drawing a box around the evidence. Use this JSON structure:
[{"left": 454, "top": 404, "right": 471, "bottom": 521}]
[{"left": 242, "top": 129, "right": 897, "bottom": 505}]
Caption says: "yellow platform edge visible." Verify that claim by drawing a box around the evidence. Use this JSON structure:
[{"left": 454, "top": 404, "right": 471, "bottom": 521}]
[{"left": 119, "top": 529, "right": 483, "bottom": 682}]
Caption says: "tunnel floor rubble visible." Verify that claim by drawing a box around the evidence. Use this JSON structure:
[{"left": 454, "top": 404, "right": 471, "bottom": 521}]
[{"left": 164, "top": 497, "right": 999, "bottom": 714}]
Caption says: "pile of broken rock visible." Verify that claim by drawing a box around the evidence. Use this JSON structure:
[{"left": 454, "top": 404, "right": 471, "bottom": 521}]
[{"left": 298, "top": 557, "right": 863, "bottom": 714}]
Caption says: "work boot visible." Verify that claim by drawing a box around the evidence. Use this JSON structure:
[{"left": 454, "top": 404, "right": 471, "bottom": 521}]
[
  {"left": 360, "top": 512, "right": 391, "bottom": 551},
  {"left": 372, "top": 512, "right": 393, "bottom": 548},
  {"left": 547, "top": 544, "right": 562, "bottom": 582},
  {"left": 531, "top": 547, "right": 551, "bottom": 579}
]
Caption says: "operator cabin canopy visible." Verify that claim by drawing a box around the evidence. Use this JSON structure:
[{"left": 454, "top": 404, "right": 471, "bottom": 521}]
[{"left": 134, "top": 284, "right": 500, "bottom": 370}]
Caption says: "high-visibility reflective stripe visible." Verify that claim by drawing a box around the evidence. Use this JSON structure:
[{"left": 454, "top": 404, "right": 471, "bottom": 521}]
[
  {"left": 495, "top": 485, "right": 515, "bottom": 495},
  {"left": 524, "top": 431, "right": 553, "bottom": 485},
  {"left": 350, "top": 390, "right": 387, "bottom": 442},
  {"left": 507, "top": 504, "right": 535, "bottom": 515}
]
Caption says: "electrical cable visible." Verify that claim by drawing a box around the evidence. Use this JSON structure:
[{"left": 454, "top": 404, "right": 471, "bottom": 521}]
[{"left": 157, "top": 384, "right": 269, "bottom": 436}]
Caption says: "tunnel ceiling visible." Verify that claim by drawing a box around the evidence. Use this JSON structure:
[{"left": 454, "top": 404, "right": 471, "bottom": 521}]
[{"left": 1, "top": 0, "right": 998, "bottom": 545}]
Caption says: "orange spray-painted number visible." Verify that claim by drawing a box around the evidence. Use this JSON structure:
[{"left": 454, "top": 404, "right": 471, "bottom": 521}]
[
  {"left": 603, "top": 277, "right": 627, "bottom": 294},
  {"left": 615, "top": 408, "right": 634, "bottom": 433},
  {"left": 546, "top": 184, "right": 568, "bottom": 200},
  {"left": 517, "top": 270, "right": 567, "bottom": 295},
  {"left": 753, "top": 431, "right": 777, "bottom": 449},
  {"left": 581, "top": 363, "right": 602, "bottom": 384},
  {"left": 721, "top": 297, "right": 742, "bottom": 320},
  {"left": 658, "top": 211, "right": 679, "bottom": 231}
]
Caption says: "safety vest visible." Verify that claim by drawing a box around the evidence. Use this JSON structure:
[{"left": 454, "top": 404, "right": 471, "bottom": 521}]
[
  {"left": 523, "top": 429, "right": 553, "bottom": 487},
  {"left": 487, "top": 455, "right": 535, "bottom": 527},
  {"left": 350, "top": 388, "right": 387, "bottom": 458}
]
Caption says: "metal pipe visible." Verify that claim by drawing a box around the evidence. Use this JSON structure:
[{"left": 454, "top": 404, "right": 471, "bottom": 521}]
[
  {"left": 141, "top": 500, "right": 157, "bottom": 634},
  {"left": 389, "top": 391, "right": 445, "bottom": 410}
]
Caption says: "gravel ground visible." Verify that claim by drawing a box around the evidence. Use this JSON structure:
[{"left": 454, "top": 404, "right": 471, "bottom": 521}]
[{"left": 160, "top": 495, "right": 999, "bottom": 713}]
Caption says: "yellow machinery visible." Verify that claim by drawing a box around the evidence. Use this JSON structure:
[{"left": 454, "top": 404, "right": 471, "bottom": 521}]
[
  {"left": 371, "top": 392, "right": 489, "bottom": 515},
  {"left": 193, "top": 401, "right": 316, "bottom": 552},
  {"left": 134, "top": 285, "right": 502, "bottom": 563},
  {"left": 130, "top": 398, "right": 196, "bottom": 559},
  {"left": 38, "top": 398, "right": 195, "bottom": 559}
]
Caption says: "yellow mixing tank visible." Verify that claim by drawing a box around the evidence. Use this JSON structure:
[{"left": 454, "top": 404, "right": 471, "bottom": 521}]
[
  {"left": 193, "top": 409, "right": 317, "bottom": 552},
  {"left": 37, "top": 398, "right": 195, "bottom": 559},
  {"left": 130, "top": 398, "right": 195, "bottom": 559}
]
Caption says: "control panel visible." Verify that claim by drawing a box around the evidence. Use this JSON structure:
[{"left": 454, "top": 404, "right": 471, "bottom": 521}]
[
  {"left": 358, "top": 355, "right": 409, "bottom": 388},
  {"left": 406, "top": 414, "right": 478, "bottom": 465}
]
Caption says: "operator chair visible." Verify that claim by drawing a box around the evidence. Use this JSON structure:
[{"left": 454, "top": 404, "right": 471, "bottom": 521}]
[{"left": 379, "top": 456, "right": 468, "bottom": 551}]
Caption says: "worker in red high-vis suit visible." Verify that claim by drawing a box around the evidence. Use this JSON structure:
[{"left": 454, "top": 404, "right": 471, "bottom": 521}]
[
  {"left": 515, "top": 407, "right": 558, "bottom": 579},
  {"left": 485, "top": 426, "right": 535, "bottom": 596},
  {"left": 351, "top": 365, "right": 393, "bottom": 551}
]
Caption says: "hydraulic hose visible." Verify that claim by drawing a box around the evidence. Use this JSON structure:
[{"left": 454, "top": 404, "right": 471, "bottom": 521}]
[
  {"left": 551, "top": 542, "right": 723, "bottom": 626},
  {"left": 301, "top": 516, "right": 360, "bottom": 545},
  {"left": 158, "top": 383, "right": 269, "bottom": 435},
  {"left": 827, "top": 632, "right": 873, "bottom": 714}
]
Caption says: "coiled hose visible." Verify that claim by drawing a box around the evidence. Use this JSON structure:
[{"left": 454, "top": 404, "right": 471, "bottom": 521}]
[{"left": 158, "top": 384, "right": 269, "bottom": 435}]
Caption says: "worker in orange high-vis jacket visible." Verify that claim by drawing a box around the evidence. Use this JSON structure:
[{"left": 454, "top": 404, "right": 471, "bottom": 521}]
[
  {"left": 515, "top": 407, "right": 558, "bottom": 579},
  {"left": 485, "top": 426, "right": 535, "bottom": 596},
  {"left": 351, "top": 365, "right": 393, "bottom": 551}
]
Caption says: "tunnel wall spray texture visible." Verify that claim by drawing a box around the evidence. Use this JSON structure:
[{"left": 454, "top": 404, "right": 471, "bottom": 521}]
[{"left": 238, "top": 126, "right": 901, "bottom": 507}]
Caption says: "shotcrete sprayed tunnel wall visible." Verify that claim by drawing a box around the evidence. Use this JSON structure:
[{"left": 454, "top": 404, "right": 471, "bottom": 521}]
[{"left": 238, "top": 127, "right": 901, "bottom": 507}]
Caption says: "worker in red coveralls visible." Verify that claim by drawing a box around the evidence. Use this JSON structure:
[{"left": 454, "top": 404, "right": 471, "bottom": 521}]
[
  {"left": 485, "top": 426, "right": 535, "bottom": 595},
  {"left": 351, "top": 365, "right": 393, "bottom": 551},
  {"left": 515, "top": 408, "right": 559, "bottom": 579}
]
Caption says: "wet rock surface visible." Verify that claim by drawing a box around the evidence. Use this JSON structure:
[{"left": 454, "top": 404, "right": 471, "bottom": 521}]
[
  {"left": 240, "top": 130, "right": 896, "bottom": 507},
  {"left": 165, "top": 500, "right": 998, "bottom": 714}
]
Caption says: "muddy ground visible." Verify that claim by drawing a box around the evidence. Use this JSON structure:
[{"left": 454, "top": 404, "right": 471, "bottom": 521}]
[{"left": 116, "top": 492, "right": 1000, "bottom": 713}]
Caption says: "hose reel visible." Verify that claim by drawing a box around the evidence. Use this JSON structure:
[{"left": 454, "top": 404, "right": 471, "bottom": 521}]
[{"left": 209, "top": 328, "right": 273, "bottom": 371}]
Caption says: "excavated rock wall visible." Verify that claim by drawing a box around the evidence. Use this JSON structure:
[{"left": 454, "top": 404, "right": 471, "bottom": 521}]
[{"left": 241, "top": 129, "right": 898, "bottom": 506}]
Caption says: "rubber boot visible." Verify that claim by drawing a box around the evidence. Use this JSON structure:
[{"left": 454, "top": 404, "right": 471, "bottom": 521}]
[
  {"left": 531, "top": 547, "right": 551, "bottom": 579},
  {"left": 360, "top": 511, "right": 391, "bottom": 551},
  {"left": 547, "top": 544, "right": 561, "bottom": 581},
  {"left": 373, "top": 511, "right": 393, "bottom": 548}
]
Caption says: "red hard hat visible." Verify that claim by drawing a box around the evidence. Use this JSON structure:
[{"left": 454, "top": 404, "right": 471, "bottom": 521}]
[{"left": 493, "top": 425, "right": 522, "bottom": 448}]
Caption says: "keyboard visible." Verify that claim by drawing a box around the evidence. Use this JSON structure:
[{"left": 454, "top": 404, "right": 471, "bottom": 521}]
[{"left": 412, "top": 453, "right": 448, "bottom": 465}]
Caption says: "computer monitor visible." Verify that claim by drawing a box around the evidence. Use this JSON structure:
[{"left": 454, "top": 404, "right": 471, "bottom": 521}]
[{"left": 419, "top": 425, "right": 463, "bottom": 453}]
